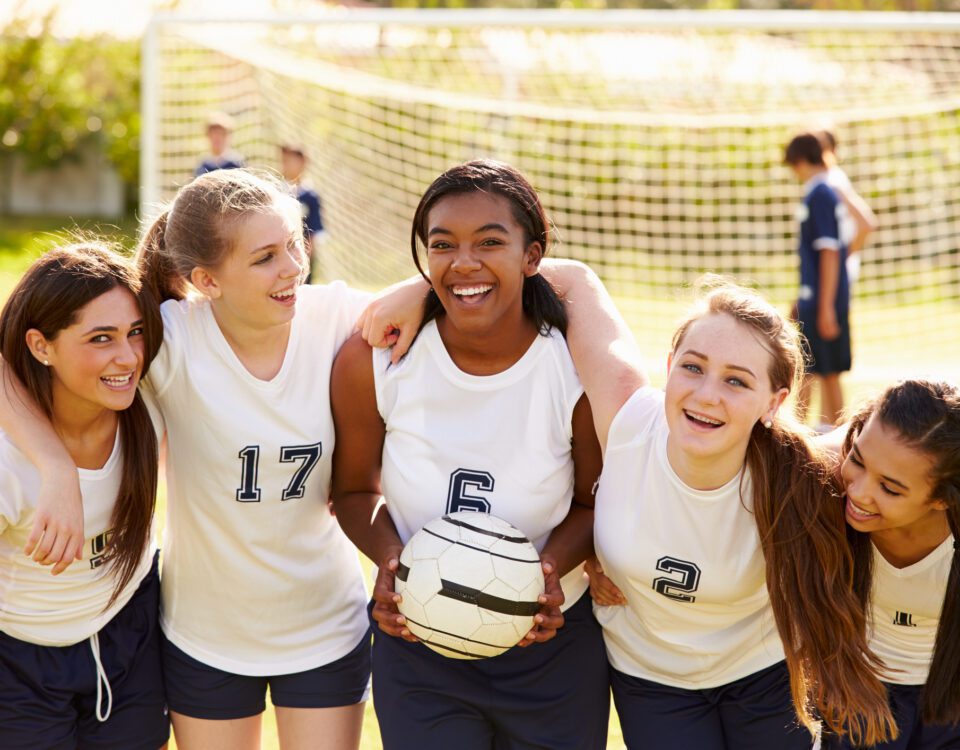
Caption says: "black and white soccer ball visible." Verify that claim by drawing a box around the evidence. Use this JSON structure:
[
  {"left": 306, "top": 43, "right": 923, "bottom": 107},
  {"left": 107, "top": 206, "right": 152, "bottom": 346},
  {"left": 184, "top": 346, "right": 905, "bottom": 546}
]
[{"left": 395, "top": 512, "right": 545, "bottom": 660}]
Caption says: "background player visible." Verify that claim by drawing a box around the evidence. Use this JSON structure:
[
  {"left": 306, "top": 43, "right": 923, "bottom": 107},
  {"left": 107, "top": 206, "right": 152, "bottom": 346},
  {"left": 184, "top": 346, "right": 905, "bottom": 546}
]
[
  {"left": 330, "top": 159, "right": 609, "bottom": 750},
  {"left": 816, "top": 128, "right": 879, "bottom": 286},
  {"left": 834, "top": 379, "right": 960, "bottom": 749},
  {"left": 586, "top": 281, "right": 895, "bottom": 748},
  {"left": 0, "top": 243, "right": 168, "bottom": 750},
  {"left": 194, "top": 112, "right": 246, "bottom": 177},
  {"left": 280, "top": 143, "right": 324, "bottom": 284},
  {"left": 784, "top": 132, "right": 851, "bottom": 429}
]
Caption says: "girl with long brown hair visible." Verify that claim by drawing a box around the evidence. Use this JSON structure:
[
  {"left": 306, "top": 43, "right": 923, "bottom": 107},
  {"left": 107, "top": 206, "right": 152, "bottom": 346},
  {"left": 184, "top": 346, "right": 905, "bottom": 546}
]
[
  {"left": 834, "top": 379, "right": 960, "bottom": 749},
  {"left": 0, "top": 243, "right": 167, "bottom": 749},
  {"left": 586, "top": 281, "right": 895, "bottom": 748}
]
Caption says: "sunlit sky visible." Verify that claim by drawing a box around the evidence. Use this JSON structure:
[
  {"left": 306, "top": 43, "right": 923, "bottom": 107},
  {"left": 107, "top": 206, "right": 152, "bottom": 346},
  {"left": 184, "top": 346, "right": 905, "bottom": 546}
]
[{"left": 0, "top": 0, "right": 318, "bottom": 37}]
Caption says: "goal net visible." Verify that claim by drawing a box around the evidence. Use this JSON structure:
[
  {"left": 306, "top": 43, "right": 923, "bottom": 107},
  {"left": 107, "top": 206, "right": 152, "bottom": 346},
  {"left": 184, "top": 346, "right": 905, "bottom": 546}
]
[{"left": 142, "top": 10, "right": 960, "bottom": 383}]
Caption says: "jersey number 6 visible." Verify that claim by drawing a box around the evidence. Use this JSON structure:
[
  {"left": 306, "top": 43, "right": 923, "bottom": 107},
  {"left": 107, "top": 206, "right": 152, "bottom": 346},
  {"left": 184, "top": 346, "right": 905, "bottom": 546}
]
[
  {"left": 446, "top": 468, "right": 495, "bottom": 514},
  {"left": 236, "top": 442, "right": 322, "bottom": 502}
]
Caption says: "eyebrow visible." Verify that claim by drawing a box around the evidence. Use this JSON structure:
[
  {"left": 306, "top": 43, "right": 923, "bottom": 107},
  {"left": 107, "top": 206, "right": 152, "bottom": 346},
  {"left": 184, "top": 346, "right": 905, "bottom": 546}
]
[
  {"left": 683, "top": 349, "right": 757, "bottom": 379},
  {"left": 83, "top": 319, "right": 144, "bottom": 336},
  {"left": 851, "top": 444, "right": 910, "bottom": 491},
  {"left": 427, "top": 223, "right": 510, "bottom": 237},
  {"left": 250, "top": 241, "right": 282, "bottom": 254}
]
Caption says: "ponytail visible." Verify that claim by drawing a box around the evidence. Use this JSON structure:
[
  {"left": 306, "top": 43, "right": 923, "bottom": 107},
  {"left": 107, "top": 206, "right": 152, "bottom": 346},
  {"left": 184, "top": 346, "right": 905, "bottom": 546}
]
[
  {"left": 136, "top": 211, "right": 188, "bottom": 303},
  {"left": 925, "top": 499, "right": 960, "bottom": 723}
]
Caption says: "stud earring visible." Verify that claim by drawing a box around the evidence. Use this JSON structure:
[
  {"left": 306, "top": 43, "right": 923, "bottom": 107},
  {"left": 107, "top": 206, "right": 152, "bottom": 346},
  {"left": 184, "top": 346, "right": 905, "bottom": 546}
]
[
  {"left": 763, "top": 419, "right": 773, "bottom": 429},
  {"left": 43, "top": 359, "right": 49, "bottom": 366}
]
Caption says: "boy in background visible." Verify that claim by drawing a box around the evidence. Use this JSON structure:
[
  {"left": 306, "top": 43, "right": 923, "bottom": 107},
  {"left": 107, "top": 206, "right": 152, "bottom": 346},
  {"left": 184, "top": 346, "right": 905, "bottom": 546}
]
[
  {"left": 281, "top": 143, "right": 324, "bottom": 284},
  {"left": 195, "top": 112, "right": 246, "bottom": 177}
]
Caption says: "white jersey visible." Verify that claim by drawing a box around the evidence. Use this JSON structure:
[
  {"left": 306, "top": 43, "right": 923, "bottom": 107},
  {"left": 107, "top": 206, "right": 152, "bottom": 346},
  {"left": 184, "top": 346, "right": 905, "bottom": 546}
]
[
  {"left": 374, "top": 320, "right": 589, "bottom": 609},
  {"left": 869, "top": 535, "right": 952, "bottom": 685},
  {"left": 593, "top": 387, "right": 783, "bottom": 689},
  {"left": 826, "top": 166, "right": 857, "bottom": 249},
  {"left": 146, "top": 282, "right": 371, "bottom": 676},
  {"left": 0, "top": 428, "right": 157, "bottom": 646}
]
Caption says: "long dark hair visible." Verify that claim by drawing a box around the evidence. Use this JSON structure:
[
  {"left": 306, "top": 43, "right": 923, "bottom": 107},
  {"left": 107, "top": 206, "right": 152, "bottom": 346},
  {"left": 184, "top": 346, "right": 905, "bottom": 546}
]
[
  {"left": 672, "top": 281, "right": 896, "bottom": 745},
  {"left": 0, "top": 243, "right": 162, "bottom": 606},
  {"left": 410, "top": 159, "right": 567, "bottom": 336},
  {"left": 843, "top": 379, "right": 960, "bottom": 725}
]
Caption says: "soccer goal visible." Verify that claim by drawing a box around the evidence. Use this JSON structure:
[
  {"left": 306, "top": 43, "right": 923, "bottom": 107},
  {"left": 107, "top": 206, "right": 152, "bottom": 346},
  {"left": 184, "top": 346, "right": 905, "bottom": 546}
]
[{"left": 142, "top": 10, "right": 960, "bottom": 381}]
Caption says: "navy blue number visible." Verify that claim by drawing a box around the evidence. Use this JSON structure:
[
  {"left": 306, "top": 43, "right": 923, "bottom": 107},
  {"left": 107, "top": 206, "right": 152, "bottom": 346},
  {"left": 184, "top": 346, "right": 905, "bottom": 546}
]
[
  {"left": 446, "top": 469, "right": 494, "bottom": 514},
  {"left": 279, "top": 442, "right": 322, "bottom": 501},
  {"left": 236, "top": 446, "right": 262, "bottom": 502},
  {"left": 236, "top": 443, "right": 322, "bottom": 502},
  {"left": 652, "top": 556, "right": 701, "bottom": 603}
]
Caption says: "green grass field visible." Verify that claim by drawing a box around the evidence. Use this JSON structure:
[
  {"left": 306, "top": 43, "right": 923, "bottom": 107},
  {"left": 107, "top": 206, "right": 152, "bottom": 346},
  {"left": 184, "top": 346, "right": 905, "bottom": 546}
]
[{"left": 2, "top": 215, "right": 950, "bottom": 749}]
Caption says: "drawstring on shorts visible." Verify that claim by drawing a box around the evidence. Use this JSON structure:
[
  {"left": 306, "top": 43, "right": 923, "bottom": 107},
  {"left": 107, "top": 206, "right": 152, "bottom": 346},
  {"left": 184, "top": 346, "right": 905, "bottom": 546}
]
[{"left": 89, "top": 632, "right": 113, "bottom": 722}]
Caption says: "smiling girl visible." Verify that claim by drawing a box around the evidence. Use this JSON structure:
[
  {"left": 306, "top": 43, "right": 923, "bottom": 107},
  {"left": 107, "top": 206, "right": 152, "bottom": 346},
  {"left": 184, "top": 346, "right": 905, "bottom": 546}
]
[
  {"left": 0, "top": 244, "right": 167, "bottom": 749},
  {"left": 330, "top": 160, "right": 609, "bottom": 749},
  {"left": 834, "top": 380, "right": 960, "bottom": 749},
  {"left": 587, "top": 281, "right": 895, "bottom": 748}
]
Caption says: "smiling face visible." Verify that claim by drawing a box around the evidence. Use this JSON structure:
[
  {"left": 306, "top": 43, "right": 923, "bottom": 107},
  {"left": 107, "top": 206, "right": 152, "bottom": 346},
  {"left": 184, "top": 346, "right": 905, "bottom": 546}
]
[
  {"left": 841, "top": 414, "right": 946, "bottom": 534},
  {"left": 425, "top": 191, "right": 541, "bottom": 339},
  {"left": 193, "top": 205, "right": 306, "bottom": 334},
  {"left": 33, "top": 286, "right": 145, "bottom": 419},
  {"left": 665, "top": 312, "right": 788, "bottom": 485}
]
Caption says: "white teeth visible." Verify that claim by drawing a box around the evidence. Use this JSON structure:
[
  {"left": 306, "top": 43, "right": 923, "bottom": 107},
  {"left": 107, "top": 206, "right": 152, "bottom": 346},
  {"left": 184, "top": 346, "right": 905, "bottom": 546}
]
[
  {"left": 685, "top": 410, "right": 722, "bottom": 426},
  {"left": 452, "top": 285, "right": 493, "bottom": 296},
  {"left": 271, "top": 287, "right": 295, "bottom": 300},
  {"left": 847, "top": 498, "right": 879, "bottom": 518},
  {"left": 101, "top": 374, "right": 133, "bottom": 386}
]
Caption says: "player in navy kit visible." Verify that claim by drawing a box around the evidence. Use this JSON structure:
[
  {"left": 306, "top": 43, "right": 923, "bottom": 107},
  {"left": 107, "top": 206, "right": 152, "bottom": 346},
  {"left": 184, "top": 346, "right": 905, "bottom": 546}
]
[
  {"left": 585, "top": 281, "right": 896, "bottom": 749},
  {"left": 784, "top": 132, "right": 851, "bottom": 428},
  {"left": 331, "top": 160, "right": 610, "bottom": 750},
  {"left": 0, "top": 244, "right": 167, "bottom": 750},
  {"left": 832, "top": 380, "right": 960, "bottom": 749}
]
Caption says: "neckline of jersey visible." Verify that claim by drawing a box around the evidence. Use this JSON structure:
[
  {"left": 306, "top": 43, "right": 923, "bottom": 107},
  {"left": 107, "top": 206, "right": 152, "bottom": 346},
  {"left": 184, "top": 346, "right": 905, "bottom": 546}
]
[
  {"left": 872, "top": 533, "right": 955, "bottom": 578},
  {"left": 656, "top": 426, "right": 749, "bottom": 503}
]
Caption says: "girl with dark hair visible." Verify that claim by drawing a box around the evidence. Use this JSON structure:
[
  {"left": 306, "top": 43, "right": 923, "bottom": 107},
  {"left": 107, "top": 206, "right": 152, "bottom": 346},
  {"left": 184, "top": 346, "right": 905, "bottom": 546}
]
[
  {"left": 331, "top": 160, "right": 610, "bottom": 749},
  {"left": 835, "top": 379, "right": 960, "bottom": 749},
  {"left": 585, "top": 280, "right": 896, "bottom": 749},
  {"left": 0, "top": 243, "right": 168, "bottom": 749}
]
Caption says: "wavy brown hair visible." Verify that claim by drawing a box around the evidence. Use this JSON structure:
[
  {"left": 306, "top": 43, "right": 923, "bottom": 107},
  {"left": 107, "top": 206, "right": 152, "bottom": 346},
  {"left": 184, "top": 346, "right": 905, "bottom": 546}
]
[
  {"left": 672, "top": 281, "right": 896, "bottom": 745},
  {"left": 0, "top": 243, "right": 162, "bottom": 607},
  {"left": 843, "top": 380, "right": 960, "bottom": 726}
]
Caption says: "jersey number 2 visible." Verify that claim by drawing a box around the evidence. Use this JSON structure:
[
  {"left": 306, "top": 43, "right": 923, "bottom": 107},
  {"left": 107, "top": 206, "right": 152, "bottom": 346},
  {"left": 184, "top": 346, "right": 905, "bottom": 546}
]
[
  {"left": 236, "top": 443, "right": 322, "bottom": 502},
  {"left": 446, "top": 469, "right": 494, "bottom": 514},
  {"left": 652, "top": 556, "right": 701, "bottom": 603}
]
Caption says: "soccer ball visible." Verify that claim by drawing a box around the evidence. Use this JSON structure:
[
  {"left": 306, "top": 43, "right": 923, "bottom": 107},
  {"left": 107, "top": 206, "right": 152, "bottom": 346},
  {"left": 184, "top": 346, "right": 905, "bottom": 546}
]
[{"left": 395, "top": 512, "right": 545, "bottom": 660}]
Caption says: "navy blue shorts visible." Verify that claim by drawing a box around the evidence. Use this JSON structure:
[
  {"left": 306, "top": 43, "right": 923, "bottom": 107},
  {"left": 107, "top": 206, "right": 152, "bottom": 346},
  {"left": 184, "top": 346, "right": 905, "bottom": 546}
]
[
  {"left": 797, "top": 305, "right": 852, "bottom": 376},
  {"left": 161, "top": 629, "right": 371, "bottom": 720},
  {"left": 372, "top": 590, "right": 610, "bottom": 750},
  {"left": 0, "top": 552, "right": 169, "bottom": 750},
  {"left": 826, "top": 682, "right": 960, "bottom": 750},
  {"left": 610, "top": 660, "right": 813, "bottom": 750}
]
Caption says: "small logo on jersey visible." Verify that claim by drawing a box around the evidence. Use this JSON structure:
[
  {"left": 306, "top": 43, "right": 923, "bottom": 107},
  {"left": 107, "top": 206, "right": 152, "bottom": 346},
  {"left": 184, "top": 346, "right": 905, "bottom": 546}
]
[
  {"left": 90, "top": 530, "right": 113, "bottom": 569},
  {"left": 893, "top": 611, "right": 917, "bottom": 627}
]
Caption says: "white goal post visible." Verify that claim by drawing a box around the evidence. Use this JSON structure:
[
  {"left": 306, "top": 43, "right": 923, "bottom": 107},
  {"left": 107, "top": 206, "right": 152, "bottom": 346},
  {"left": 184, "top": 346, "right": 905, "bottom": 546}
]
[{"left": 142, "top": 10, "right": 960, "bottom": 380}]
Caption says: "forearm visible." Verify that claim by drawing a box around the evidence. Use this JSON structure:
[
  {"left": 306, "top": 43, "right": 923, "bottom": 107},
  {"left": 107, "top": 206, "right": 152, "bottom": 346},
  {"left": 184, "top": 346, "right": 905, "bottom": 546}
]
[
  {"left": 540, "top": 503, "right": 595, "bottom": 578},
  {"left": 0, "top": 364, "right": 72, "bottom": 472},
  {"left": 818, "top": 251, "right": 841, "bottom": 316},
  {"left": 331, "top": 491, "right": 404, "bottom": 564}
]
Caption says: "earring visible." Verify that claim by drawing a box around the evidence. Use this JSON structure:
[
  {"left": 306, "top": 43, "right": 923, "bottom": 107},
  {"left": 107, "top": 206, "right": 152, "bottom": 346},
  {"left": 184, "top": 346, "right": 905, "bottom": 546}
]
[
  {"left": 43, "top": 359, "right": 49, "bottom": 366},
  {"left": 763, "top": 419, "right": 773, "bottom": 429}
]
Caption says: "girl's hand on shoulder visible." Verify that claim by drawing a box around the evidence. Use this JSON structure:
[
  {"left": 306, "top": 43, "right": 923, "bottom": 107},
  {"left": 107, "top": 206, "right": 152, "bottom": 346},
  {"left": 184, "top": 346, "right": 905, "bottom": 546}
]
[
  {"left": 585, "top": 556, "right": 626, "bottom": 606},
  {"left": 357, "top": 276, "right": 430, "bottom": 364},
  {"left": 371, "top": 546, "right": 419, "bottom": 642},
  {"left": 25, "top": 469, "right": 84, "bottom": 575},
  {"left": 518, "top": 556, "right": 565, "bottom": 647}
]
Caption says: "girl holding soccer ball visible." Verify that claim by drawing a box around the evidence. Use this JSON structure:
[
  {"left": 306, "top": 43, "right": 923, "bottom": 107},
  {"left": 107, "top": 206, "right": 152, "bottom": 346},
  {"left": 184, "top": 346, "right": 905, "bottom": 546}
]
[
  {"left": 0, "top": 243, "right": 168, "bottom": 749},
  {"left": 830, "top": 379, "right": 960, "bottom": 749},
  {"left": 331, "top": 160, "right": 613, "bottom": 749},
  {"left": 585, "top": 282, "right": 897, "bottom": 748}
]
